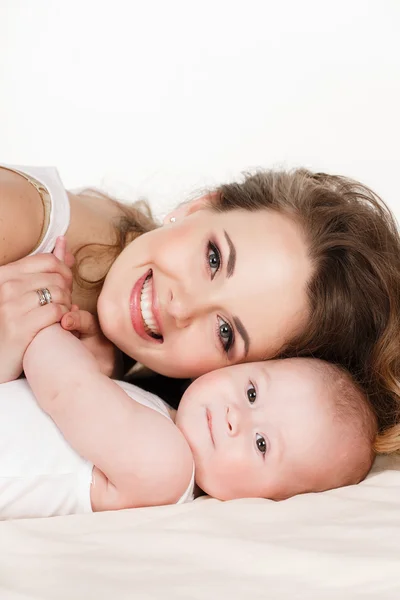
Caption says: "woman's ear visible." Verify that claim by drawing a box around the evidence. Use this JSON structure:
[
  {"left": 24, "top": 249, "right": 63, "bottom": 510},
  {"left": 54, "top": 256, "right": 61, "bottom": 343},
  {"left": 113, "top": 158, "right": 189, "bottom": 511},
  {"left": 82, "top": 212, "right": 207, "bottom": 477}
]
[{"left": 163, "top": 192, "right": 218, "bottom": 225}]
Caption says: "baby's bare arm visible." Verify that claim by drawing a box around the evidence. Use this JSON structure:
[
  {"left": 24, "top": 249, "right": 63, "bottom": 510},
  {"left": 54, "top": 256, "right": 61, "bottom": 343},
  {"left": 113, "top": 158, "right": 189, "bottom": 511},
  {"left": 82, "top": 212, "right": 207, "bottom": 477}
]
[{"left": 23, "top": 324, "right": 193, "bottom": 508}]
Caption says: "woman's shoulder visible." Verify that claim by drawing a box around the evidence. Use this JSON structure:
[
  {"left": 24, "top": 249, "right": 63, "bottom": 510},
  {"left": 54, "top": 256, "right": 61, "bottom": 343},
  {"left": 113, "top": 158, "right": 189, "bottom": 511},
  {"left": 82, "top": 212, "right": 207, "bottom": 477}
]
[
  {"left": 66, "top": 190, "right": 125, "bottom": 256},
  {"left": 0, "top": 166, "right": 46, "bottom": 264}
]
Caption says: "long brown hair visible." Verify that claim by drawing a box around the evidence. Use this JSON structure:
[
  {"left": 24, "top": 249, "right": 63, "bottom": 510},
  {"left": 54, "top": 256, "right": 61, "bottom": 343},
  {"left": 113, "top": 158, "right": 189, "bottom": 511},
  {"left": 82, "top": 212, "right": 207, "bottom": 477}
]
[
  {"left": 75, "top": 171, "right": 400, "bottom": 453},
  {"left": 72, "top": 191, "right": 157, "bottom": 292},
  {"left": 215, "top": 170, "right": 400, "bottom": 453}
]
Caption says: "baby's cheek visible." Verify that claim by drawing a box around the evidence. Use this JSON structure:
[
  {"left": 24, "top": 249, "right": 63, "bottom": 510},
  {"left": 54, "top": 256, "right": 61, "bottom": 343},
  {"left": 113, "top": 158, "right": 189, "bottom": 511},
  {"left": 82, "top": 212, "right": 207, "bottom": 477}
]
[{"left": 199, "top": 455, "right": 244, "bottom": 500}]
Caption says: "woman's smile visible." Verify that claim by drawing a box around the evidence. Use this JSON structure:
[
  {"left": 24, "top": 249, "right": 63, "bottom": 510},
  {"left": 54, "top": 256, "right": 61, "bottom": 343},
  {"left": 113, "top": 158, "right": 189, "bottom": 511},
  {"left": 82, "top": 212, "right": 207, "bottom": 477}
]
[{"left": 129, "top": 270, "right": 164, "bottom": 343}]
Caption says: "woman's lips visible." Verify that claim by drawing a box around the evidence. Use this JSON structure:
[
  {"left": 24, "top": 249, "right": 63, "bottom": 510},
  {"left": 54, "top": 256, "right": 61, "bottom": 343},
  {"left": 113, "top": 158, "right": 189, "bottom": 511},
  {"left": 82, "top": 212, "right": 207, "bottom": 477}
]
[
  {"left": 129, "top": 270, "right": 163, "bottom": 343},
  {"left": 206, "top": 408, "right": 215, "bottom": 446}
]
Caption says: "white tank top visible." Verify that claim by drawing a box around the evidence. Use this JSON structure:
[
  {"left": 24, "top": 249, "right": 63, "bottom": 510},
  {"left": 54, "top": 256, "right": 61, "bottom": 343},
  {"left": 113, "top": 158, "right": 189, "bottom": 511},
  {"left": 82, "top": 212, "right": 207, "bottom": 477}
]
[
  {"left": 0, "top": 164, "right": 195, "bottom": 518},
  {"left": 0, "top": 163, "right": 70, "bottom": 254},
  {"left": 0, "top": 379, "right": 194, "bottom": 520}
]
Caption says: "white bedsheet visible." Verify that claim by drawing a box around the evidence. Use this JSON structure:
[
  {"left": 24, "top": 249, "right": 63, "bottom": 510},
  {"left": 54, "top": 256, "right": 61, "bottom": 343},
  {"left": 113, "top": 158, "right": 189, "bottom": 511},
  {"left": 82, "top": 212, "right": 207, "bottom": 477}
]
[{"left": 0, "top": 454, "right": 399, "bottom": 599}]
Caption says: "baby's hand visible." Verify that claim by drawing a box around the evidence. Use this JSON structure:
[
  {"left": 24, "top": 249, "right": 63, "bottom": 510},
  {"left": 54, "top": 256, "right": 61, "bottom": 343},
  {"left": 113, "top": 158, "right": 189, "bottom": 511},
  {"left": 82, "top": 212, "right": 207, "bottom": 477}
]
[
  {"left": 61, "top": 309, "right": 123, "bottom": 378},
  {"left": 52, "top": 236, "right": 122, "bottom": 378}
]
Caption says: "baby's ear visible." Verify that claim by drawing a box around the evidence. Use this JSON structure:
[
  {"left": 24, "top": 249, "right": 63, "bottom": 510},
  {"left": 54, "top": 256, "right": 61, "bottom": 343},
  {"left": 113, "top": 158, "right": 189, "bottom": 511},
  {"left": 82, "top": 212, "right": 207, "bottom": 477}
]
[{"left": 163, "top": 193, "right": 218, "bottom": 225}]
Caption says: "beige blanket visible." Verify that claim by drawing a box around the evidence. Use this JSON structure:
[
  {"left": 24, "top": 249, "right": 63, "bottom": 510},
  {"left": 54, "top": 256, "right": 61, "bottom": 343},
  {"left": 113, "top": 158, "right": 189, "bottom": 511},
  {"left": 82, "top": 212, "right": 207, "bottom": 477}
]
[{"left": 0, "top": 455, "right": 399, "bottom": 599}]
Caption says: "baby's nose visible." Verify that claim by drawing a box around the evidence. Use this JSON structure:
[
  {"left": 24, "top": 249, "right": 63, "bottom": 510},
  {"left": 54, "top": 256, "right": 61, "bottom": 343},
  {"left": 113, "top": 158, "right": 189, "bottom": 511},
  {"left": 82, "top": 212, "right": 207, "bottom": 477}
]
[{"left": 226, "top": 405, "right": 240, "bottom": 436}]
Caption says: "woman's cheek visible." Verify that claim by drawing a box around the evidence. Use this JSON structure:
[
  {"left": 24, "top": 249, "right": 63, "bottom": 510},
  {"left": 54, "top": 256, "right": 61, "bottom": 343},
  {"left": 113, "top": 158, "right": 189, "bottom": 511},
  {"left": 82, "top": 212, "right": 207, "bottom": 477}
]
[{"left": 155, "top": 228, "right": 197, "bottom": 273}]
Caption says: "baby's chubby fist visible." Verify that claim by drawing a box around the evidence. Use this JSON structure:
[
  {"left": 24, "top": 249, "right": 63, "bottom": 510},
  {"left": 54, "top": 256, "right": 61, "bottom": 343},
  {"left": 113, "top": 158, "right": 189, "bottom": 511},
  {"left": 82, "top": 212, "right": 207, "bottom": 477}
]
[{"left": 61, "top": 309, "right": 123, "bottom": 378}]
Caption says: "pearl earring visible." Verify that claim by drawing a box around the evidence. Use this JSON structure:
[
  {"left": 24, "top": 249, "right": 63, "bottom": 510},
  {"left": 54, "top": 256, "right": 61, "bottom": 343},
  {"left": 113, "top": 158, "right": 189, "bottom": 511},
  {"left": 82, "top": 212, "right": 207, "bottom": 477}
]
[{"left": 170, "top": 216, "right": 176, "bottom": 223}]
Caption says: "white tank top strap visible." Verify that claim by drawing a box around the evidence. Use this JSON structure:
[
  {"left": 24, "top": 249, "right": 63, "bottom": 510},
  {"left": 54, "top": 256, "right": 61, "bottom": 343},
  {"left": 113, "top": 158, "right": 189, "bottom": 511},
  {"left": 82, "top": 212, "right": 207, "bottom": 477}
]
[
  {"left": 115, "top": 380, "right": 172, "bottom": 419},
  {"left": 0, "top": 163, "right": 70, "bottom": 255}
]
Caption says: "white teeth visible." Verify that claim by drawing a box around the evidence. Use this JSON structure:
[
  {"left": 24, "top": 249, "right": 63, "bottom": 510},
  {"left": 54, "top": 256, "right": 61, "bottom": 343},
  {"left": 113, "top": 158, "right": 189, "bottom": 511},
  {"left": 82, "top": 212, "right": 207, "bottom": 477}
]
[{"left": 140, "top": 275, "right": 161, "bottom": 337}]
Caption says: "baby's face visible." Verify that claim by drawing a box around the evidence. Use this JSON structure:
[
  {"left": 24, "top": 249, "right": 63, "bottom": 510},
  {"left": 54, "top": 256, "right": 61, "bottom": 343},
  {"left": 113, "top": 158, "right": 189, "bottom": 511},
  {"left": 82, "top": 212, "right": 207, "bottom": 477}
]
[{"left": 175, "top": 359, "right": 345, "bottom": 500}]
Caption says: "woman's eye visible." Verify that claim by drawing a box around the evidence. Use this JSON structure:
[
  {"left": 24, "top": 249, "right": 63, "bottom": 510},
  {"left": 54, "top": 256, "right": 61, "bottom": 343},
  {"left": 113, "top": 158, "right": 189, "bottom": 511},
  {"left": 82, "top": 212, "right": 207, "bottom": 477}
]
[
  {"left": 217, "top": 316, "right": 234, "bottom": 353},
  {"left": 207, "top": 242, "right": 221, "bottom": 280},
  {"left": 247, "top": 383, "right": 257, "bottom": 404},
  {"left": 256, "top": 433, "right": 267, "bottom": 455}
]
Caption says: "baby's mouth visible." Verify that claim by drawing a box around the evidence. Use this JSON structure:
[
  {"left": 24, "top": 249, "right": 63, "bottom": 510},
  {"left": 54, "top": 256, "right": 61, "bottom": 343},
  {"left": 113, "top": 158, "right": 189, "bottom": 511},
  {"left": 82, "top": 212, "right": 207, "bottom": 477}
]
[
  {"left": 206, "top": 408, "right": 215, "bottom": 446},
  {"left": 140, "top": 272, "right": 163, "bottom": 341}
]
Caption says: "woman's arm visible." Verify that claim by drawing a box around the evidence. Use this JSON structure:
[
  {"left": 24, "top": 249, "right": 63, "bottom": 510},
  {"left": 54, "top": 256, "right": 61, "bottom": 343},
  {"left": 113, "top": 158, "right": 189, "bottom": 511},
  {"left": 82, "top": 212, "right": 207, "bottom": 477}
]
[
  {"left": 0, "top": 172, "right": 74, "bottom": 382},
  {"left": 23, "top": 324, "right": 193, "bottom": 508},
  {"left": 0, "top": 167, "right": 45, "bottom": 264}
]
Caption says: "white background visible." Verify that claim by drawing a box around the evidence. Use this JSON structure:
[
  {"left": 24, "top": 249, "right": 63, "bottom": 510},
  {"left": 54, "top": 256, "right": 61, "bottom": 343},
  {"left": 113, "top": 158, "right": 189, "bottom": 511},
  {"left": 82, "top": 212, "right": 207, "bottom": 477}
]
[{"left": 1, "top": 0, "right": 399, "bottom": 219}]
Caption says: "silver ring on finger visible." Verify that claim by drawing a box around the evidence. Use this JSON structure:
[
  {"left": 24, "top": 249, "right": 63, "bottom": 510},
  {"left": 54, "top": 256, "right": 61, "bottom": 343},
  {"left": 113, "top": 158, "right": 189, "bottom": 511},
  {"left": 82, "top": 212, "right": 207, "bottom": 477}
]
[{"left": 36, "top": 287, "right": 52, "bottom": 307}]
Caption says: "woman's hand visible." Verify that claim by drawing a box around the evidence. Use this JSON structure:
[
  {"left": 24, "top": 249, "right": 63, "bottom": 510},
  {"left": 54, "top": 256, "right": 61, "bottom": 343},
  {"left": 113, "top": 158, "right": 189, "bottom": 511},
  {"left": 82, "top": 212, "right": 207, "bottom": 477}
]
[
  {"left": 61, "top": 309, "right": 123, "bottom": 378},
  {"left": 0, "top": 245, "right": 74, "bottom": 383},
  {"left": 52, "top": 237, "right": 121, "bottom": 379}
]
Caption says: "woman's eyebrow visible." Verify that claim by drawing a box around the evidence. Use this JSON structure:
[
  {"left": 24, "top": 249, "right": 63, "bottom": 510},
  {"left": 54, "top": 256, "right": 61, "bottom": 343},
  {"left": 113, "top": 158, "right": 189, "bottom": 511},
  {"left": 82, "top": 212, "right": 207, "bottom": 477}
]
[
  {"left": 224, "top": 230, "right": 236, "bottom": 278},
  {"left": 223, "top": 230, "right": 250, "bottom": 355},
  {"left": 233, "top": 316, "right": 250, "bottom": 356}
]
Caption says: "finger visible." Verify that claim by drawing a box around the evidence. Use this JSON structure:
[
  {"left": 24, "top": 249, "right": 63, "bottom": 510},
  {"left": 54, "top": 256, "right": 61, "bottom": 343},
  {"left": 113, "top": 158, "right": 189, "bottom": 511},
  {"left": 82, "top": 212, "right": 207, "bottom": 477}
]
[
  {"left": 61, "top": 309, "right": 79, "bottom": 330},
  {"left": 61, "top": 310, "right": 99, "bottom": 336},
  {"left": 0, "top": 289, "right": 72, "bottom": 333},
  {"left": 60, "top": 306, "right": 80, "bottom": 330},
  {"left": 53, "top": 236, "right": 66, "bottom": 262},
  {"left": 0, "top": 274, "right": 72, "bottom": 308},
  {"left": 28, "top": 271, "right": 72, "bottom": 294},
  {"left": 25, "top": 286, "right": 72, "bottom": 312},
  {"left": 64, "top": 251, "right": 75, "bottom": 269},
  {"left": 24, "top": 303, "right": 71, "bottom": 336},
  {"left": 4, "top": 253, "right": 73, "bottom": 287},
  {"left": 54, "top": 239, "right": 75, "bottom": 269},
  {"left": 0, "top": 273, "right": 73, "bottom": 303}
]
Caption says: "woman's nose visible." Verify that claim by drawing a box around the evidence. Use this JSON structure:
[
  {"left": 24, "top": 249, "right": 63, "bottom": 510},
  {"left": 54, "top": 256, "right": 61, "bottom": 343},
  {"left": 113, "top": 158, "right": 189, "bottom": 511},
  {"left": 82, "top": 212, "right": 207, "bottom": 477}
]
[
  {"left": 167, "top": 294, "right": 195, "bottom": 328},
  {"left": 226, "top": 405, "right": 241, "bottom": 437},
  {"left": 167, "top": 287, "right": 210, "bottom": 328}
]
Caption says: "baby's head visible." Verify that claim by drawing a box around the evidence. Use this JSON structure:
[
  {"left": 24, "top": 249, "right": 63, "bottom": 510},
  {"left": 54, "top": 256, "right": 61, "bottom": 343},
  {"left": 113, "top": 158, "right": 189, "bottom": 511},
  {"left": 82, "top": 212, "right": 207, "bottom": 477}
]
[{"left": 175, "top": 358, "right": 377, "bottom": 501}]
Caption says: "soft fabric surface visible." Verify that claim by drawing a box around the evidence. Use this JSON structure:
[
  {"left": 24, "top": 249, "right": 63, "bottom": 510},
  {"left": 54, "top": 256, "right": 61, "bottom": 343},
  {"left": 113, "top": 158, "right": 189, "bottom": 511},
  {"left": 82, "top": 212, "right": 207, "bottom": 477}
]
[{"left": 0, "top": 455, "right": 399, "bottom": 599}]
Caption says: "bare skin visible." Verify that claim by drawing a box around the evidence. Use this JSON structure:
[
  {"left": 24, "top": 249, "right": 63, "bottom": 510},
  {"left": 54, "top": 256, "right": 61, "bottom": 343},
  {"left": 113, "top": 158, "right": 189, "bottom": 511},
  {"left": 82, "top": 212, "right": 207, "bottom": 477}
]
[
  {"left": 0, "top": 168, "right": 122, "bottom": 381},
  {"left": 64, "top": 191, "right": 124, "bottom": 312},
  {"left": 0, "top": 167, "right": 312, "bottom": 381}
]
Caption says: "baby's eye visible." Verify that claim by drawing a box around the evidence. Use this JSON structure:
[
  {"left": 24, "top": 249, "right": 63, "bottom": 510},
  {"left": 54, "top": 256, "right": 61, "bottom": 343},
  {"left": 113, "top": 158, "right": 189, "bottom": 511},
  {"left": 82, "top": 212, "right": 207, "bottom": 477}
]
[
  {"left": 247, "top": 382, "right": 256, "bottom": 404},
  {"left": 256, "top": 433, "right": 267, "bottom": 455}
]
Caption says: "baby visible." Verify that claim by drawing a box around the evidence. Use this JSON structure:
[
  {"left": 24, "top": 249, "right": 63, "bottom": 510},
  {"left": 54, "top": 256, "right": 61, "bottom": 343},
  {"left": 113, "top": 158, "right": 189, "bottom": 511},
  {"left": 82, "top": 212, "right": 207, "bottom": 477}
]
[
  {"left": 176, "top": 358, "right": 377, "bottom": 502},
  {"left": 0, "top": 241, "right": 378, "bottom": 519},
  {"left": 0, "top": 318, "right": 377, "bottom": 519}
]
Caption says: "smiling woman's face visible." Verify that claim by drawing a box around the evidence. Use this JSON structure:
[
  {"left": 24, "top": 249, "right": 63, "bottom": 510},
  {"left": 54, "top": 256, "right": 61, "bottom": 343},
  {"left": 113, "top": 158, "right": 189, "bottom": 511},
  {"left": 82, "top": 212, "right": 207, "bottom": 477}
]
[{"left": 97, "top": 202, "right": 312, "bottom": 378}]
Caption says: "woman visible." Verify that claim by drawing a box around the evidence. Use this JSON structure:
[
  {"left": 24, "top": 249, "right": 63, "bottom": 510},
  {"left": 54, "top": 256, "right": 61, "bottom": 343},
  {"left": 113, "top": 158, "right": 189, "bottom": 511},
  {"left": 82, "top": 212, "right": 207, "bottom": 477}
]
[{"left": 1, "top": 164, "right": 399, "bottom": 451}]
